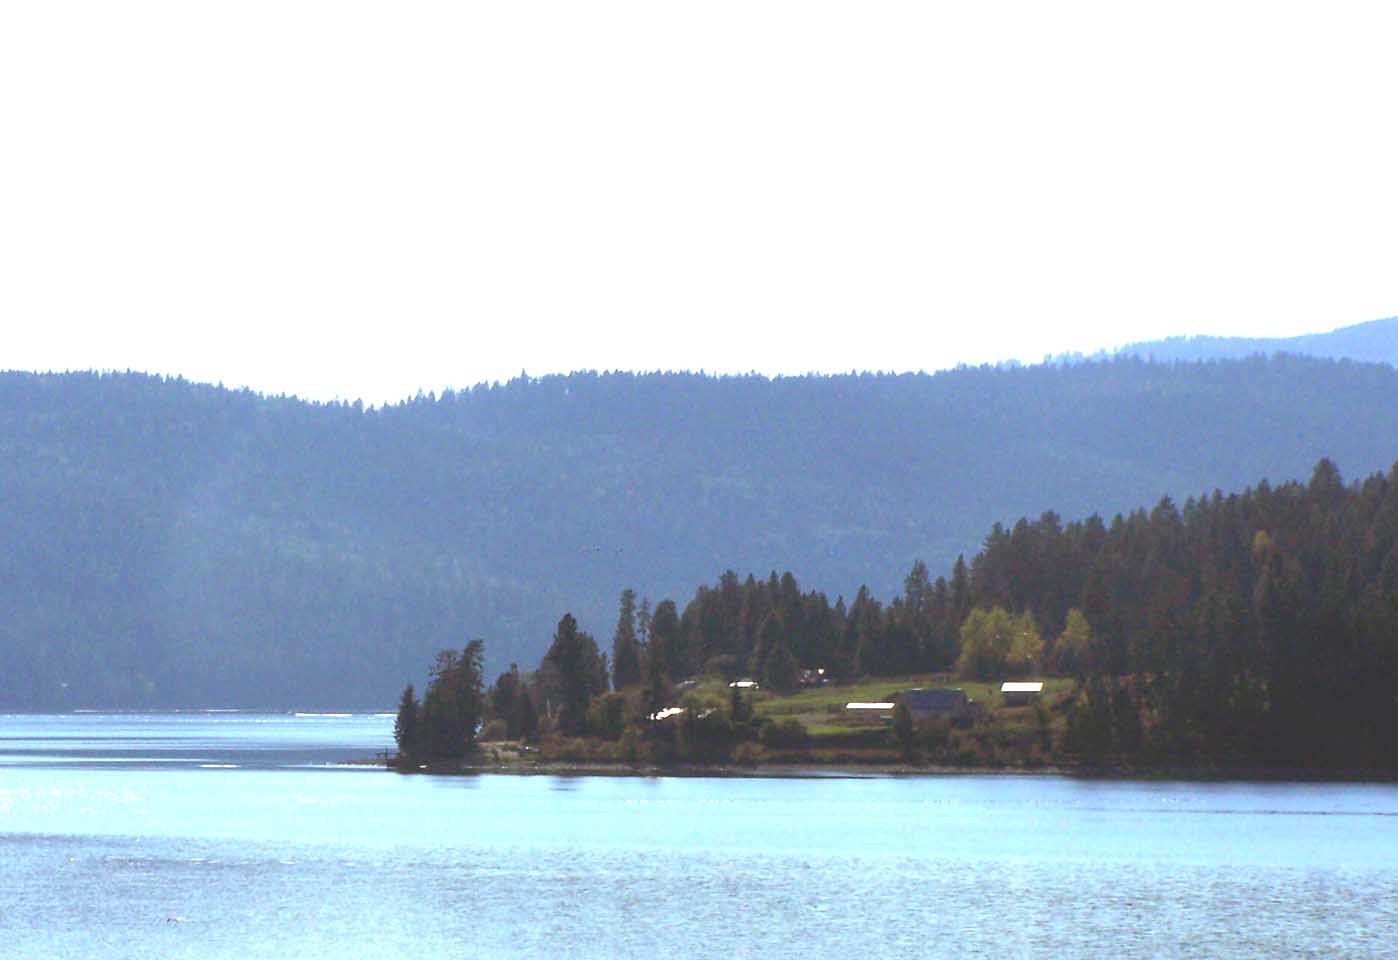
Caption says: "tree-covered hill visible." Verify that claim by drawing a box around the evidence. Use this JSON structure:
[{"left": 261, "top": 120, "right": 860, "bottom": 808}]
[
  {"left": 1113, "top": 315, "right": 1398, "bottom": 366},
  {"left": 3, "top": 355, "right": 1397, "bottom": 709}
]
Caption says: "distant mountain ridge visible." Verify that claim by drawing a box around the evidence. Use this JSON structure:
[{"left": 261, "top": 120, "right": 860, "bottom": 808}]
[
  {"left": 1111, "top": 316, "right": 1398, "bottom": 366},
  {"left": 3, "top": 356, "right": 1397, "bottom": 710}
]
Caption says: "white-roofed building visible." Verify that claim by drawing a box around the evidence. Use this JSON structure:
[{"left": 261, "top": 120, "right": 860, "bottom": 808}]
[{"left": 1000, "top": 681, "right": 1044, "bottom": 706}]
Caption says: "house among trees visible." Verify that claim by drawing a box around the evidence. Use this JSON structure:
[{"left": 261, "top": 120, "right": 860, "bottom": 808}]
[
  {"left": 898, "top": 688, "right": 976, "bottom": 723},
  {"left": 1000, "top": 681, "right": 1044, "bottom": 706}
]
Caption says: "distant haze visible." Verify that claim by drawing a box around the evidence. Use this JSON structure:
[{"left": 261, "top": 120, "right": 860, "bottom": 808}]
[
  {"left": 3, "top": 3, "right": 1397, "bottom": 404},
  {"left": 1111, "top": 317, "right": 1398, "bottom": 368}
]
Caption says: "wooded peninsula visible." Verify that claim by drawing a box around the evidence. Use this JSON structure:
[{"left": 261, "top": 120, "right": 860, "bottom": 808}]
[{"left": 392, "top": 459, "right": 1398, "bottom": 776}]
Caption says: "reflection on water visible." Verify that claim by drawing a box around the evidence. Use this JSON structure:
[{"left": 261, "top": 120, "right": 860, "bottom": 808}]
[
  {"left": 1, "top": 714, "right": 1395, "bottom": 959},
  {"left": 546, "top": 774, "right": 588, "bottom": 792}
]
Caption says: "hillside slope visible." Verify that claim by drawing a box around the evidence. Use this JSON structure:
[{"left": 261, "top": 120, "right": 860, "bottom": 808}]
[{"left": 3, "top": 356, "right": 1396, "bottom": 709}]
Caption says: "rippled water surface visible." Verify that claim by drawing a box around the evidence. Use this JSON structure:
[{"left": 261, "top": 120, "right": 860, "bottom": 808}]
[{"left": 1, "top": 714, "right": 1394, "bottom": 959}]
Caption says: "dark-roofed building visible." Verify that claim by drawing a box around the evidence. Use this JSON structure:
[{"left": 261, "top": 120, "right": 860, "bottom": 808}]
[{"left": 897, "top": 688, "right": 976, "bottom": 723}]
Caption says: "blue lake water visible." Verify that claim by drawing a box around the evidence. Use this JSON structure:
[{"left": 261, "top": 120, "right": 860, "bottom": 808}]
[{"left": 1, "top": 713, "right": 1395, "bottom": 958}]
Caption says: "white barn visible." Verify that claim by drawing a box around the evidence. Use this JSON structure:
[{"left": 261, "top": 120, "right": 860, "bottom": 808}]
[{"left": 1000, "top": 681, "right": 1044, "bottom": 706}]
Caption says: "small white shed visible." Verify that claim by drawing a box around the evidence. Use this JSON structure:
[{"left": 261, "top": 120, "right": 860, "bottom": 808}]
[{"left": 1000, "top": 681, "right": 1044, "bottom": 706}]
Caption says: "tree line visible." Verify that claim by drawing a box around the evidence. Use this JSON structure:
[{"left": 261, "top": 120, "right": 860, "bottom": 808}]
[{"left": 397, "top": 458, "right": 1398, "bottom": 772}]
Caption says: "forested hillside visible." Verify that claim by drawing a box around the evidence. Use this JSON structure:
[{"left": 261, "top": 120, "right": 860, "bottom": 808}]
[{"left": 3, "top": 355, "right": 1397, "bottom": 709}]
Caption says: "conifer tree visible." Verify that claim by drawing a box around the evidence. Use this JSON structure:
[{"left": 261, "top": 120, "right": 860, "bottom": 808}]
[
  {"left": 542, "top": 614, "right": 605, "bottom": 736},
  {"left": 393, "top": 684, "right": 420, "bottom": 760},
  {"left": 761, "top": 636, "right": 799, "bottom": 693},
  {"left": 490, "top": 665, "right": 523, "bottom": 738},
  {"left": 611, "top": 589, "right": 642, "bottom": 689},
  {"left": 420, "top": 640, "right": 486, "bottom": 759},
  {"left": 642, "top": 625, "right": 671, "bottom": 720},
  {"left": 648, "top": 600, "right": 681, "bottom": 678}
]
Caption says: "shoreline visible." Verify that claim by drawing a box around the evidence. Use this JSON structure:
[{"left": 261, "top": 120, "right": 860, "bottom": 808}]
[{"left": 365, "top": 755, "right": 1398, "bottom": 783}]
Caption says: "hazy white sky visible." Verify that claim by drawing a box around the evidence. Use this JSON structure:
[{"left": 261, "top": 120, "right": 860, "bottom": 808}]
[{"left": 3, "top": 2, "right": 1395, "bottom": 404}]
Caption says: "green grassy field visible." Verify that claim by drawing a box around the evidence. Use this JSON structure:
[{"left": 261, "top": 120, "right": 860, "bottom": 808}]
[
  {"left": 751, "top": 674, "right": 1070, "bottom": 718},
  {"left": 687, "top": 673, "right": 1078, "bottom": 763},
  {"left": 518, "top": 673, "right": 1082, "bottom": 769}
]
